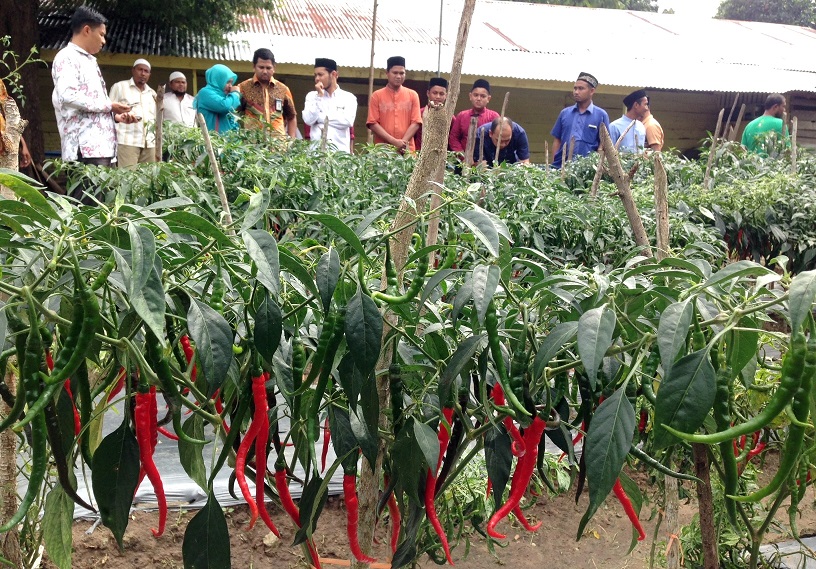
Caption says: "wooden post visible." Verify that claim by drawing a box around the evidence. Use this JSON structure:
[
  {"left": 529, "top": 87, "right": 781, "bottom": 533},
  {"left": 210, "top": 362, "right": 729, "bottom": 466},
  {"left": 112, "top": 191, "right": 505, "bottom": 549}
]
[
  {"left": 544, "top": 140, "right": 549, "bottom": 169},
  {"left": 599, "top": 124, "right": 651, "bottom": 255},
  {"left": 196, "top": 113, "right": 234, "bottom": 233},
  {"left": 613, "top": 119, "right": 635, "bottom": 150},
  {"left": 721, "top": 93, "right": 740, "bottom": 139},
  {"left": 589, "top": 147, "right": 605, "bottom": 197},
  {"left": 791, "top": 116, "right": 798, "bottom": 175},
  {"left": 320, "top": 115, "right": 330, "bottom": 152},
  {"left": 493, "top": 91, "right": 510, "bottom": 166},
  {"left": 665, "top": 474, "right": 681, "bottom": 569},
  {"left": 654, "top": 153, "right": 669, "bottom": 260},
  {"left": 693, "top": 444, "right": 720, "bottom": 569},
  {"left": 464, "top": 116, "right": 477, "bottom": 167},
  {"left": 730, "top": 103, "right": 746, "bottom": 142},
  {"left": 0, "top": 361, "right": 21, "bottom": 568},
  {"left": 703, "top": 108, "right": 724, "bottom": 189},
  {"left": 366, "top": 0, "right": 379, "bottom": 145},
  {"left": 478, "top": 129, "right": 485, "bottom": 164},
  {"left": 155, "top": 84, "right": 164, "bottom": 162}
]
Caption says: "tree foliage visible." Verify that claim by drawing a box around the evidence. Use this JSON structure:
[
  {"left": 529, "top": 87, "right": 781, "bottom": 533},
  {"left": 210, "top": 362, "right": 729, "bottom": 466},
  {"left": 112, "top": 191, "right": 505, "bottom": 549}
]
[
  {"left": 503, "top": 0, "right": 658, "bottom": 10},
  {"left": 716, "top": 0, "right": 816, "bottom": 28}
]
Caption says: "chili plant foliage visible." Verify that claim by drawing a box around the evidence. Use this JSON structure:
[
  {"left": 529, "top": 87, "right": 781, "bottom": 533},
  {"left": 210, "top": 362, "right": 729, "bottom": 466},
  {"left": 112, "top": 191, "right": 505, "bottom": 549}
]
[{"left": 0, "top": 131, "right": 815, "bottom": 569}]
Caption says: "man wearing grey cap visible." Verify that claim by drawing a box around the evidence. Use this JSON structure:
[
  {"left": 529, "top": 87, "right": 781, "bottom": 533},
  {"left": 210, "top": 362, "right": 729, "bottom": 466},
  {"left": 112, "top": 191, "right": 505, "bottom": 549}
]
[
  {"left": 109, "top": 58, "right": 157, "bottom": 167},
  {"left": 550, "top": 71, "right": 610, "bottom": 168},
  {"left": 163, "top": 72, "right": 196, "bottom": 127},
  {"left": 302, "top": 58, "right": 358, "bottom": 153}
]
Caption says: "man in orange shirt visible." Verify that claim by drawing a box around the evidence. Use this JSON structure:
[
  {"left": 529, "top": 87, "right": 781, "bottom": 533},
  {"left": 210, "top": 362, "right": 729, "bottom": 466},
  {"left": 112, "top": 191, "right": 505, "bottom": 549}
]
[{"left": 366, "top": 56, "right": 422, "bottom": 153}]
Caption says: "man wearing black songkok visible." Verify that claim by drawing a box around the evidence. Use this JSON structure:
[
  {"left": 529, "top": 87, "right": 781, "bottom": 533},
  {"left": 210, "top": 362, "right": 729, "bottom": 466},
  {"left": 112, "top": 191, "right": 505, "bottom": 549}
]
[
  {"left": 609, "top": 89, "right": 648, "bottom": 152},
  {"left": 366, "top": 56, "right": 422, "bottom": 153},
  {"left": 449, "top": 78, "right": 500, "bottom": 154},
  {"left": 302, "top": 58, "right": 358, "bottom": 153},
  {"left": 414, "top": 77, "right": 449, "bottom": 151}
]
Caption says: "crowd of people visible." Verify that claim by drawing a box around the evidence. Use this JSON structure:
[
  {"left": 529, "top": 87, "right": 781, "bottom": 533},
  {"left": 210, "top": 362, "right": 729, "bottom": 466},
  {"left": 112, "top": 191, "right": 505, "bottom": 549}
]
[{"left": 0, "top": 5, "right": 794, "bottom": 201}]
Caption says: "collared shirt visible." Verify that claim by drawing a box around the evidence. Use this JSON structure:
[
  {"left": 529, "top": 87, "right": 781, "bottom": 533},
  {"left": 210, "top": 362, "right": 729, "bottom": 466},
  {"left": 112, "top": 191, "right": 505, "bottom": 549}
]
[
  {"left": 608, "top": 115, "right": 646, "bottom": 153},
  {"left": 238, "top": 76, "right": 297, "bottom": 137},
  {"left": 473, "top": 122, "right": 530, "bottom": 167},
  {"left": 109, "top": 78, "right": 157, "bottom": 148},
  {"left": 413, "top": 105, "right": 454, "bottom": 151},
  {"left": 366, "top": 86, "right": 422, "bottom": 151},
  {"left": 449, "top": 108, "right": 499, "bottom": 152},
  {"left": 642, "top": 113, "right": 664, "bottom": 150},
  {"left": 51, "top": 42, "right": 116, "bottom": 160},
  {"left": 550, "top": 102, "right": 610, "bottom": 168},
  {"left": 741, "top": 115, "right": 789, "bottom": 154},
  {"left": 302, "top": 86, "right": 358, "bottom": 153},
  {"left": 163, "top": 92, "right": 196, "bottom": 127}
]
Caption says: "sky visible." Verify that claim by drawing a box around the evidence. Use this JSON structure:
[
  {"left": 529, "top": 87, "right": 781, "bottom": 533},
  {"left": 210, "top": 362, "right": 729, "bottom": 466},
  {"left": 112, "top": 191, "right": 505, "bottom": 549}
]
[{"left": 657, "top": 0, "right": 721, "bottom": 18}]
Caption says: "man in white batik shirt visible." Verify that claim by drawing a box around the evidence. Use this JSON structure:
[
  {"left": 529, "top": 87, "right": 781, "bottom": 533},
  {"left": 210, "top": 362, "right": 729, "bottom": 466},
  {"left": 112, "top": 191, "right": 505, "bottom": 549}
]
[{"left": 302, "top": 58, "right": 358, "bottom": 153}]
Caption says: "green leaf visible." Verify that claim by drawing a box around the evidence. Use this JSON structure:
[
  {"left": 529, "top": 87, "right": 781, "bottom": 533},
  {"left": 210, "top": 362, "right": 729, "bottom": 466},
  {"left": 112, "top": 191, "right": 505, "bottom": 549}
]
[
  {"left": 577, "top": 306, "right": 616, "bottom": 390},
  {"left": 456, "top": 209, "right": 500, "bottom": 258},
  {"left": 302, "top": 212, "right": 367, "bottom": 260},
  {"left": 337, "top": 352, "right": 364, "bottom": 410},
  {"left": 0, "top": 168, "right": 58, "bottom": 221},
  {"left": 392, "top": 418, "right": 429, "bottom": 506},
  {"left": 179, "top": 414, "right": 208, "bottom": 491},
  {"left": 701, "top": 260, "right": 772, "bottom": 290},
  {"left": 278, "top": 247, "right": 320, "bottom": 300},
  {"left": 0, "top": 199, "right": 50, "bottom": 226},
  {"left": 413, "top": 419, "right": 439, "bottom": 474},
  {"left": 345, "top": 286, "right": 382, "bottom": 377},
  {"left": 0, "top": 301, "right": 7, "bottom": 348},
  {"left": 657, "top": 299, "right": 694, "bottom": 374},
  {"left": 470, "top": 264, "right": 500, "bottom": 324},
  {"left": 182, "top": 492, "right": 230, "bottom": 569},
  {"left": 329, "top": 406, "right": 358, "bottom": 474},
  {"left": 728, "top": 320, "right": 759, "bottom": 381},
  {"left": 242, "top": 229, "right": 280, "bottom": 296},
  {"left": 350, "top": 406, "right": 378, "bottom": 472},
  {"left": 532, "top": 321, "right": 579, "bottom": 380},
  {"left": 578, "top": 386, "right": 636, "bottom": 539},
  {"left": 294, "top": 474, "right": 329, "bottom": 545},
  {"left": 128, "top": 222, "right": 156, "bottom": 296},
  {"left": 254, "top": 292, "right": 282, "bottom": 367},
  {"left": 163, "top": 211, "right": 231, "bottom": 248},
  {"left": 653, "top": 349, "right": 717, "bottom": 450},
  {"left": 317, "top": 247, "right": 340, "bottom": 314},
  {"left": 789, "top": 270, "right": 816, "bottom": 335},
  {"left": 124, "top": 253, "right": 166, "bottom": 344},
  {"left": 484, "top": 424, "right": 512, "bottom": 511},
  {"left": 42, "top": 485, "right": 74, "bottom": 569},
  {"left": 420, "top": 268, "right": 455, "bottom": 306},
  {"left": 239, "top": 187, "right": 270, "bottom": 231},
  {"left": 188, "top": 297, "right": 234, "bottom": 397},
  {"left": 438, "top": 334, "right": 485, "bottom": 408},
  {"left": 92, "top": 418, "right": 140, "bottom": 549}
]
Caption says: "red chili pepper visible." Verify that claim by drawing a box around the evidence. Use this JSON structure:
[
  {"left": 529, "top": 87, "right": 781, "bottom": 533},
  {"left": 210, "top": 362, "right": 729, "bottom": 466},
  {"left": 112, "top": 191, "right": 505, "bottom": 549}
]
[
  {"left": 511, "top": 505, "right": 542, "bottom": 533},
  {"left": 637, "top": 410, "right": 648, "bottom": 434},
  {"left": 107, "top": 367, "right": 127, "bottom": 402},
  {"left": 344, "top": 474, "right": 377, "bottom": 564},
  {"left": 425, "top": 407, "right": 455, "bottom": 565},
  {"left": 236, "top": 406, "right": 261, "bottom": 528},
  {"left": 157, "top": 426, "right": 179, "bottom": 441},
  {"left": 613, "top": 479, "right": 645, "bottom": 541},
  {"left": 387, "top": 490, "right": 401, "bottom": 555},
  {"left": 485, "top": 478, "right": 492, "bottom": 499},
  {"left": 45, "top": 349, "right": 81, "bottom": 436},
  {"left": 492, "top": 384, "right": 525, "bottom": 457},
  {"left": 250, "top": 373, "right": 280, "bottom": 537},
  {"left": 487, "top": 416, "right": 546, "bottom": 539},
  {"left": 321, "top": 417, "right": 331, "bottom": 472},
  {"left": 135, "top": 387, "right": 167, "bottom": 537},
  {"left": 180, "top": 334, "right": 197, "bottom": 381},
  {"left": 273, "top": 465, "right": 322, "bottom": 568}
]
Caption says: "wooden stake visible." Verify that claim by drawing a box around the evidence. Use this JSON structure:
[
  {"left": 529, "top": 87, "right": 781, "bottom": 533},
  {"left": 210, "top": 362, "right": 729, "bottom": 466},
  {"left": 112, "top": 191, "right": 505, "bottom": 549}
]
[
  {"left": 0, "top": 356, "right": 21, "bottom": 568},
  {"left": 366, "top": 0, "right": 379, "bottom": 145},
  {"left": 464, "top": 116, "right": 477, "bottom": 168},
  {"left": 155, "top": 84, "right": 164, "bottom": 162},
  {"left": 613, "top": 119, "right": 636, "bottom": 150},
  {"left": 703, "top": 108, "right": 724, "bottom": 189},
  {"left": 790, "top": 116, "right": 798, "bottom": 175},
  {"left": 544, "top": 140, "right": 549, "bottom": 169},
  {"left": 665, "top": 474, "right": 681, "bottom": 569},
  {"left": 320, "top": 115, "right": 330, "bottom": 151},
  {"left": 493, "top": 91, "right": 510, "bottom": 166},
  {"left": 599, "top": 124, "right": 651, "bottom": 255},
  {"left": 654, "top": 153, "right": 669, "bottom": 260},
  {"left": 721, "top": 92, "right": 740, "bottom": 139},
  {"left": 730, "top": 103, "right": 746, "bottom": 142},
  {"left": 478, "top": 129, "right": 485, "bottom": 164},
  {"left": 693, "top": 444, "right": 720, "bottom": 569},
  {"left": 196, "top": 113, "right": 234, "bottom": 233},
  {"left": 590, "top": 147, "right": 604, "bottom": 197}
]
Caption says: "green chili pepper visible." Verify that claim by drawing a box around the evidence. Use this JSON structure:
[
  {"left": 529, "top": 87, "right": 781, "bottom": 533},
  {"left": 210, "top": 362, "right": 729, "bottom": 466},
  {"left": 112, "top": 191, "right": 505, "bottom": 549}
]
[
  {"left": 372, "top": 234, "right": 429, "bottom": 306},
  {"left": 384, "top": 241, "right": 398, "bottom": 291},
  {"left": 308, "top": 307, "right": 346, "bottom": 441},
  {"left": 640, "top": 349, "right": 660, "bottom": 406},
  {"left": 484, "top": 300, "right": 530, "bottom": 417},
  {"left": 291, "top": 337, "right": 306, "bottom": 421},
  {"left": 91, "top": 253, "right": 116, "bottom": 291},
  {"left": 713, "top": 351, "right": 738, "bottom": 528}
]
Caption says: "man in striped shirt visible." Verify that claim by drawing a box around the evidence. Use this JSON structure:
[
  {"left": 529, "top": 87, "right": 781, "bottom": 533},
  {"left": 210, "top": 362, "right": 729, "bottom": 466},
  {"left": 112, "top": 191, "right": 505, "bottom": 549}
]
[{"left": 109, "top": 58, "right": 157, "bottom": 167}]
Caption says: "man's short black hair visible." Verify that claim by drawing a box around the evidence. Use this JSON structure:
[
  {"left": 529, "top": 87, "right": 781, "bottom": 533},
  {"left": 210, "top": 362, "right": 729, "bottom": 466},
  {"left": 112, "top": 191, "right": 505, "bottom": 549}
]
[
  {"left": 764, "top": 93, "right": 785, "bottom": 110},
  {"left": 253, "top": 48, "right": 276, "bottom": 65},
  {"left": 70, "top": 5, "right": 107, "bottom": 35},
  {"left": 489, "top": 117, "right": 513, "bottom": 132}
]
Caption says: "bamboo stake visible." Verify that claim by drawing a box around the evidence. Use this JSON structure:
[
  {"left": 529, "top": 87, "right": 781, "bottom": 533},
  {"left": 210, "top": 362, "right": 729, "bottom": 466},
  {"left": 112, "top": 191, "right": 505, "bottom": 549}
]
[
  {"left": 366, "top": 0, "right": 379, "bottom": 145},
  {"left": 155, "top": 84, "right": 164, "bottom": 162},
  {"left": 544, "top": 140, "right": 549, "bottom": 169},
  {"left": 355, "top": 1, "right": 478, "bottom": 566},
  {"left": 320, "top": 115, "right": 330, "bottom": 151},
  {"left": 493, "top": 91, "right": 510, "bottom": 166},
  {"left": 599, "top": 124, "right": 651, "bottom": 255},
  {"left": 654, "top": 153, "right": 669, "bottom": 260},
  {"left": 478, "top": 129, "right": 485, "bottom": 164},
  {"left": 703, "top": 108, "right": 724, "bottom": 189},
  {"left": 464, "top": 116, "right": 477, "bottom": 168},
  {"left": 567, "top": 135, "right": 575, "bottom": 163},
  {"left": 721, "top": 92, "right": 740, "bottom": 139},
  {"left": 730, "top": 103, "right": 746, "bottom": 142},
  {"left": 665, "top": 474, "right": 681, "bottom": 569},
  {"left": 196, "top": 113, "right": 234, "bottom": 233},
  {"left": 791, "top": 116, "right": 798, "bottom": 175},
  {"left": 590, "top": 148, "right": 605, "bottom": 197}
]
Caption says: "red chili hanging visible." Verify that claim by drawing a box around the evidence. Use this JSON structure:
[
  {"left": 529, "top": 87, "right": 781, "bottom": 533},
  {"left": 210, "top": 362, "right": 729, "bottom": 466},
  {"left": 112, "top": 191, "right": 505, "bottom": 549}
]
[
  {"left": 425, "top": 407, "right": 455, "bottom": 565},
  {"left": 613, "top": 479, "right": 645, "bottom": 541},
  {"left": 491, "top": 384, "right": 526, "bottom": 457},
  {"left": 321, "top": 417, "right": 331, "bottom": 472},
  {"left": 343, "top": 474, "right": 377, "bottom": 564},
  {"left": 252, "top": 373, "right": 280, "bottom": 537},
  {"left": 179, "top": 334, "right": 197, "bottom": 381},
  {"left": 236, "top": 405, "right": 261, "bottom": 528},
  {"left": 387, "top": 491, "right": 401, "bottom": 555},
  {"left": 135, "top": 385, "right": 167, "bottom": 537}
]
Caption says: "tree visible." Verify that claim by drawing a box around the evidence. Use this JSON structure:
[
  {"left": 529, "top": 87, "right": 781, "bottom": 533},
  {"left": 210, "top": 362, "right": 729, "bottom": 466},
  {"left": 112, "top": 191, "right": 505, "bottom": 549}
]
[
  {"left": 504, "top": 0, "right": 658, "bottom": 10},
  {"left": 716, "top": 0, "right": 816, "bottom": 28},
  {"left": 0, "top": 0, "right": 277, "bottom": 165}
]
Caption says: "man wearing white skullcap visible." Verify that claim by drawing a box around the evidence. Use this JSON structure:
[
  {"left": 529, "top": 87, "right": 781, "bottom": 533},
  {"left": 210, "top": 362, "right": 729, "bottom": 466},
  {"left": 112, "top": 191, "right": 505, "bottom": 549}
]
[
  {"left": 108, "top": 57, "right": 157, "bottom": 167},
  {"left": 163, "top": 71, "right": 196, "bottom": 127}
]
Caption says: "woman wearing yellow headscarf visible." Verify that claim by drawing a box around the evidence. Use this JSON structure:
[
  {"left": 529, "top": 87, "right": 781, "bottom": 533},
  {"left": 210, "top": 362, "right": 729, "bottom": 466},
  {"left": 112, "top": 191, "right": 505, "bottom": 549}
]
[{"left": 0, "top": 78, "right": 32, "bottom": 186}]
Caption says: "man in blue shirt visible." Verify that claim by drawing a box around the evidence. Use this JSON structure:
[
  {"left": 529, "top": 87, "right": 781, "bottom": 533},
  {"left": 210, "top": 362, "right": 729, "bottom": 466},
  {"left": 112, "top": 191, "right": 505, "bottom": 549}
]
[
  {"left": 609, "top": 89, "right": 648, "bottom": 153},
  {"left": 474, "top": 117, "right": 530, "bottom": 167},
  {"left": 550, "top": 71, "right": 610, "bottom": 168}
]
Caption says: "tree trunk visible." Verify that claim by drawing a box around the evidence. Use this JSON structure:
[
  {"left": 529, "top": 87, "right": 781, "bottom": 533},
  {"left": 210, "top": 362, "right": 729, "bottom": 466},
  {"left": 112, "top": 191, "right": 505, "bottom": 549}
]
[
  {"left": 665, "top": 473, "right": 681, "bottom": 569},
  {"left": 366, "top": 0, "right": 378, "bottom": 145},
  {"left": 653, "top": 153, "right": 669, "bottom": 260},
  {"left": 0, "top": 0, "right": 44, "bottom": 166},
  {"left": 351, "top": 1, "right": 477, "bottom": 566},
  {"left": 693, "top": 443, "right": 720, "bottom": 569},
  {"left": 0, "top": 333, "right": 21, "bottom": 567},
  {"left": 155, "top": 85, "right": 164, "bottom": 162}
]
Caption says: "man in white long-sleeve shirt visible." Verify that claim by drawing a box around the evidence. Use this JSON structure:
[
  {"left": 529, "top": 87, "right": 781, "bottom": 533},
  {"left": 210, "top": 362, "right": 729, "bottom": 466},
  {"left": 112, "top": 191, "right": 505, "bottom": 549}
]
[
  {"left": 302, "top": 58, "right": 358, "bottom": 153},
  {"left": 51, "top": 6, "right": 137, "bottom": 200},
  {"left": 163, "top": 72, "right": 196, "bottom": 127}
]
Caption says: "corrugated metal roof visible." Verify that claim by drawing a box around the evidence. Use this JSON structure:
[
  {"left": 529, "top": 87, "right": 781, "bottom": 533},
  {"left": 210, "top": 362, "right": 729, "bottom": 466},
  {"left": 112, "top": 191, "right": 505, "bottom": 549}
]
[{"left": 39, "top": 0, "right": 816, "bottom": 93}]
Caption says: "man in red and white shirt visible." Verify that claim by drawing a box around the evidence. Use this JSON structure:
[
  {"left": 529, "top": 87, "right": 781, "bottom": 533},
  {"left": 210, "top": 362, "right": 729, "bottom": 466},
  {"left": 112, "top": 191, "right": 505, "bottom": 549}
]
[
  {"left": 448, "top": 79, "right": 499, "bottom": 156},
  {"left": 52, "top": 6, "right": 137, "bottom": 194}
]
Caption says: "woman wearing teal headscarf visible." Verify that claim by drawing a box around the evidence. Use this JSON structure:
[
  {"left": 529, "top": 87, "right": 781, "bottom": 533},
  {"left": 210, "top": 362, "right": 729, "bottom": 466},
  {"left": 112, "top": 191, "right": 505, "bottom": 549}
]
[{"left": 194, "top": 64, "right": 241, "bottom": 133}]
